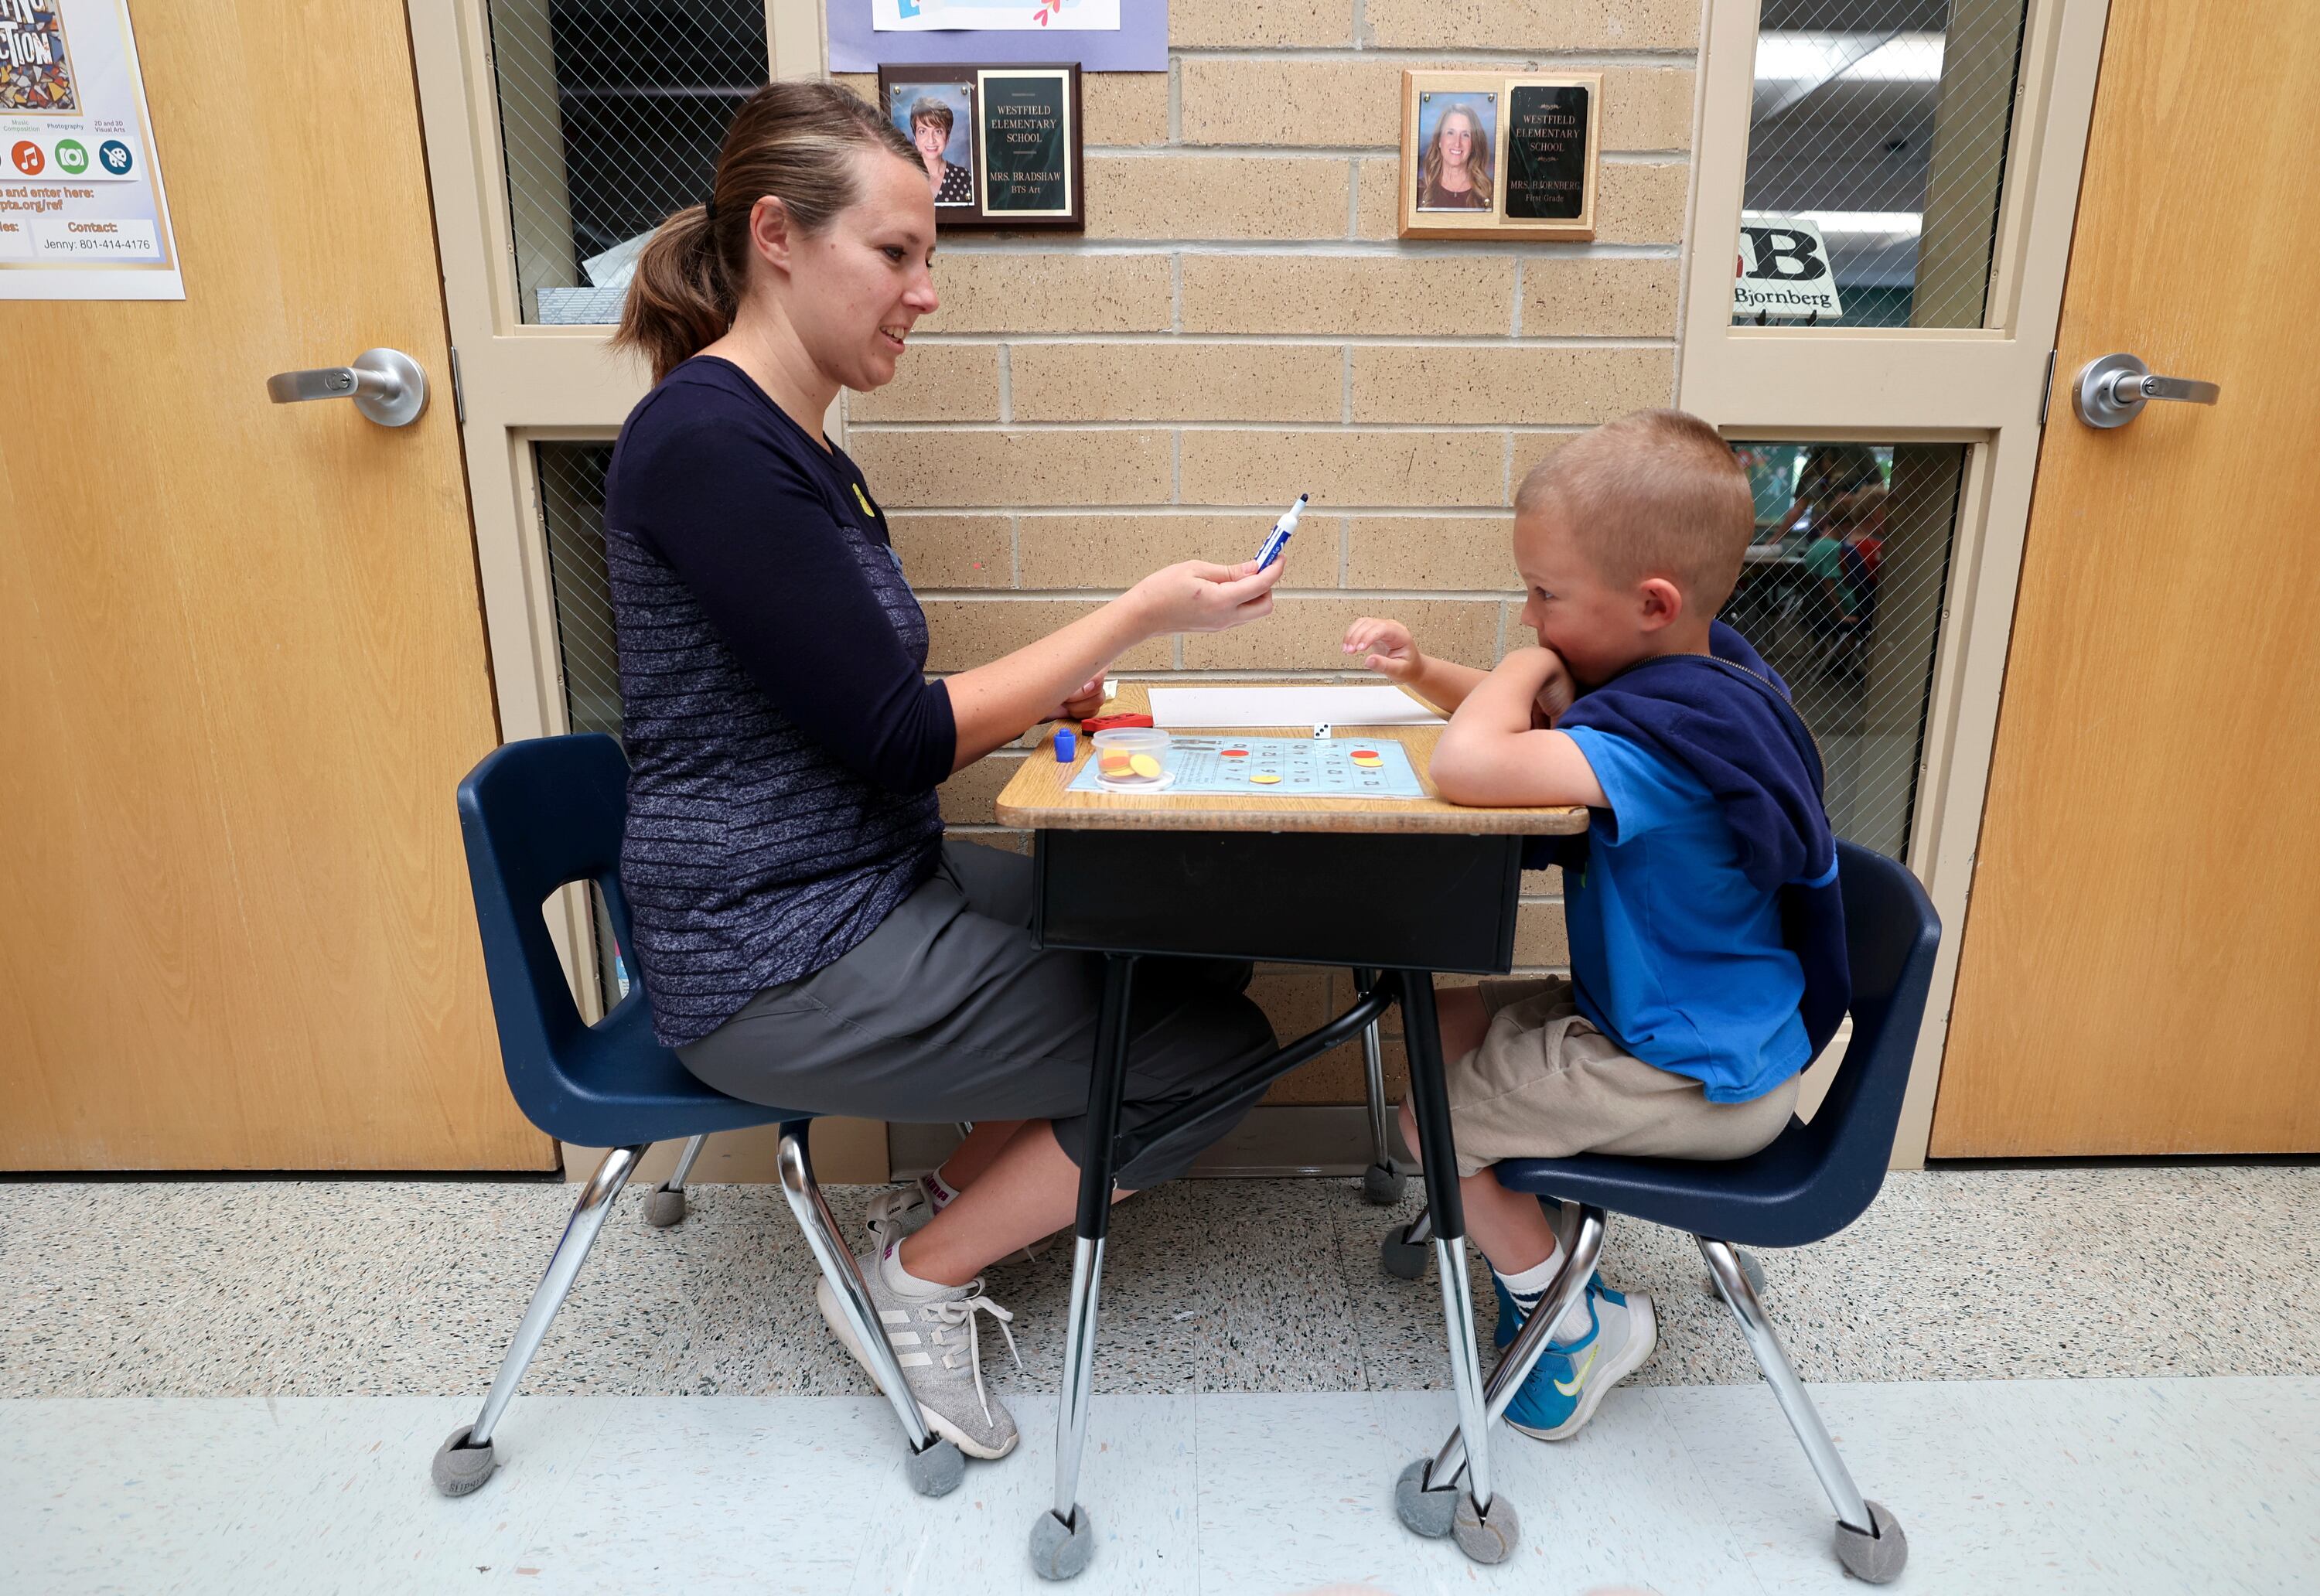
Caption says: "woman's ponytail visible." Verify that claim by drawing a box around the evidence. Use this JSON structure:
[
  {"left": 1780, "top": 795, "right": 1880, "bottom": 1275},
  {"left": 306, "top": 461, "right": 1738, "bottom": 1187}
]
[{"left": 614, "top": 80, "right": 919, "bottom": 384}]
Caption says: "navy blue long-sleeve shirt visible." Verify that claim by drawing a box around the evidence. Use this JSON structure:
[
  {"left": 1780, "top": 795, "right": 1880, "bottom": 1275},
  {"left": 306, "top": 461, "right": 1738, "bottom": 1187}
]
[{"left": 602, "top": 356, "right": 954, "bottom": 1046}]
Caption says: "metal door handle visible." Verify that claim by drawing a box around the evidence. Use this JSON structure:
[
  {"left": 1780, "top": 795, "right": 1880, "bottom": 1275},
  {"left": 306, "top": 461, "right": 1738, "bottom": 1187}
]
[
  {"left": 267, "top": 347, "right": 428, "bottom": 428},
  {"left": 2073, "top": 353, "right": 2220, "bottom": 429}
]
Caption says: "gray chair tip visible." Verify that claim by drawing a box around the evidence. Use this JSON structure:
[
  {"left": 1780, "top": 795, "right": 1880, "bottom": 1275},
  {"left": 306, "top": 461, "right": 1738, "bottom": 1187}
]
[
  {"left": 1451, "top": 1490, "right": 1520, "bottom": 1564},
  {"left": 1380, "top": 1226, "right": 1431, "bottom": 1281},
  {"left": 1361, "top": 1162, "right": 1407, "bottom": 1205},
  {"left": 1029, "top": 1505, "right": 1095, "bottom": 1581},
  {"left": 1394, "top": 1458, "right": 1459, "bottom": 1539},
  {"left": 905, "top": 1438, "right": 965, "bottom": 1497},
  {"left": 643, "top": 1185, "right": 687, "bottom": 1229},
  {"left": 1834, "top": 1500, "right": 1908, "bottom": 1583},
  {"left": 431, "top": 1424, "right": 497, "bottom": 1498}
]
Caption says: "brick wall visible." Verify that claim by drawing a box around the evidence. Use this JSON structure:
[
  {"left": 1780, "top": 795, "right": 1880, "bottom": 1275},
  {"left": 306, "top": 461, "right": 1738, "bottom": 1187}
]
[{"left": 835, "top": 0, "right": 1698, "bottom": 1100}]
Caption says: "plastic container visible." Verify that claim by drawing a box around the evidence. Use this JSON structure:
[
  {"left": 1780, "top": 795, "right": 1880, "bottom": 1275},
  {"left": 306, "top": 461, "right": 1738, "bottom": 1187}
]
[{"left": 1090, "top": 726, "right": 1173, "bottom": 792}]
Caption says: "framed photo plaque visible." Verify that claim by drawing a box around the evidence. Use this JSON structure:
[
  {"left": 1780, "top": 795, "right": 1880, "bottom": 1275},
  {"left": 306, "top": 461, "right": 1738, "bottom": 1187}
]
[
  {"left": 877, "top": 62, "right": 1084, "bottom": 231},
  {"left": 1397, "top": 70, "right": 1600, "bottom": 241}
]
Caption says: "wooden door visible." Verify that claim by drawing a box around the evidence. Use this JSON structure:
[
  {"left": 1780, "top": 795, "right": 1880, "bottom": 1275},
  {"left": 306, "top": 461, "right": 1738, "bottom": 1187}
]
[
  {"left": 0, "top": 4, "right": 551, "bottom": 1169},
  {"left": 1932, "top": 2, "right": 2320, "bottom": 1155}
]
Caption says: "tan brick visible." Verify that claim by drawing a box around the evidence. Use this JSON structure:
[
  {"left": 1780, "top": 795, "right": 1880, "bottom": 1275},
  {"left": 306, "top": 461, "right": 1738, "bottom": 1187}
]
[
  {"left": 1179, "top": 428, "right": 1506, "bottom": 508},
  {"left": 1180, "top": 59, "right": 1395, "bottom": 148},
  {"left": 937, "top": 752, "right": 1022, "bottom": 825},
  {"left": 1514, "top": 901, "right": 1571, "bottom": 967},
  {"left": 951, "top": 827, "right": 1033, "bottom": 854},
  {"left": 1267, "top": 1036, "right": 1405, "bottom": 1105},
  {"left": 1353, "top": 155, "right": 1403, "bottom": 240},
  {"left": 1087, "top": 155, "right": 1352, "bottom": 240},
  {"left": 923, "top": 599, "right": 1173, "bottom": 672},
  {"left": 924, "top": 254, "right": 1172, "bottom": 335},
  {"left": 1346, "top": 515, "right": 1516, "bottom": 591},
  {"left": 1366, "top": 0, "right": 1699, "bottom": 49},
  {"left": 1353, "top": 346, "right": 1674, "bottom": 425},
  {"left": 1012, "top": 343, "right": 1342, "bottom": 424},
  {"left": 891, "top": 513, "right": 1012, "bottom": 588},
  {"left": 1248, "top": 963, "right": 1335, "bottom": 1042},
  {"left": 1509, "top": 434, "right": 1573, "bottom": 495},
  {"left": 1182, "top": 255, "right": 1517, "bottom": 336},
  {"left": 1524, "top": 864, "right": 1564, "bottom": 896},
  {"left": 1361, "top": 154, "right": 1691, "bottom": 244},
  {"left": 1182, "top": 596, "right": 1499, "bottom": 670},
  {"left": 1084, "top": 70, "right": 1170, "bottom": 145},
  {"left": 1179, "top": 61, "right": 1694, "bottom": 152},
  {"left": 849, "top": 427, "right": 1172, "bottom": 507},
  {"left": 1520, "top": 257, "right": 1680, "bottom": 336},
  {"left": 831, "top": 73, "right": 878, "bottom": 105},
  {"left": 1595, "top": 161, "right": 1691, "bottom": 244},
  {"left": 1173, "top": 0, "right": 1356, "bottom": 47},
  {"left": 1018, "top": 513, "right": 1301, "bottom": 588},
  {"left": 1602, "top": 66, "right": 1697, "bottom": 152},
  {"left": 848, "top": 343, "right": 1000, "bottom": 422}
]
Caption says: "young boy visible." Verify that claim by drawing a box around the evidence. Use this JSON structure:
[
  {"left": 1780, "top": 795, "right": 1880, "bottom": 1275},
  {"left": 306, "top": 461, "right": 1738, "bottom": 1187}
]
[{"left": 1343, "top": 408, "right": 1844, "bottom": 1442}]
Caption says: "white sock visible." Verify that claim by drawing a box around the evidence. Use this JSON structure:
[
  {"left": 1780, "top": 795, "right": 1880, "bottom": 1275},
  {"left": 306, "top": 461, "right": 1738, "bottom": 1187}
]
[
  {"left": 1493, "top": 1245, "right": 1592, "bottom": 1344},
  {"left": 922, "top": 1168, "right": 959, "bottom": 1210},
  {"left": 880, "top": 1240, "right": 961, "bottom": 1302}
]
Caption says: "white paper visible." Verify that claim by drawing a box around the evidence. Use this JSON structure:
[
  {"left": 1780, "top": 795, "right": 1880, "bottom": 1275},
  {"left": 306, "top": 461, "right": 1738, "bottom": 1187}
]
[
  {"left": 874, "top": 0, "right": 1121, "bottom": 32},
  {"left": 1148, "top": 686, "right": 1445, "bottom": 729},
  {"left": 0, "top": 0, "right": 183, "bottom": 301}
]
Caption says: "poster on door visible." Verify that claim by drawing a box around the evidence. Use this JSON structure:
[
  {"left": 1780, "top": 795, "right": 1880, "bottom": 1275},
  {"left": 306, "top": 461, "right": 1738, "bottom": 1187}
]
[{"left": 0, "top": 0, "right": 181, "bottom": 299}]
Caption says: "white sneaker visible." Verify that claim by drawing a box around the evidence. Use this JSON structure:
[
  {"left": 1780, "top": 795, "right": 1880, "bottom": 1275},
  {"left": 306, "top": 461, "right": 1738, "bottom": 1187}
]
[
  {"left": 867, "top": 1176, "right": 1042, "bottom": 1264},
  {"left": 815, "top": 1248, "right": 1022, "bottom": 1460}
]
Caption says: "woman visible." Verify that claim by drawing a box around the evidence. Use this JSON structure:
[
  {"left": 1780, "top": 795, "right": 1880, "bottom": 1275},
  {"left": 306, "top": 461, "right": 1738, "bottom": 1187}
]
[
  {"left": 606, "top": 83, "right": 1281, "bottom": 1465},
  {"left": 907, "top": 96, "right": 974, "bottom": 206},
  {"left": 1417, "top": 103, "right": 1493, "bottom": 210}
]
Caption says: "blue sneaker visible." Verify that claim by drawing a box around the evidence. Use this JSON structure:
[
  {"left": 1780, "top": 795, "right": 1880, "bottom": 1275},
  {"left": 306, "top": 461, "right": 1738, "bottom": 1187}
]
[
  {"left": 1496, "top": 1279, "right": 1657, "bottom": 1442},
  {"left": 1493, "top": 1267, "right": 1618, "bottom": 1348}
]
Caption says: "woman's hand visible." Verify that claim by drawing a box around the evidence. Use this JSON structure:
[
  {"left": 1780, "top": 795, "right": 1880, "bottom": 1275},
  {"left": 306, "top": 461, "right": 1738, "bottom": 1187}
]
[
  {"left": 1128, "top": 559, "right": 1284, "bottom": 635},
  {"left": 1052, "top": 676, "right": 1107, "bottom": 722}
]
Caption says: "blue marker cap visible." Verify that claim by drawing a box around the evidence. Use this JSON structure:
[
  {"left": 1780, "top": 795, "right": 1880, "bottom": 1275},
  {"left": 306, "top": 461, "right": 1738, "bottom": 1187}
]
[{"left": 1055, "top": 728, "right": 1076, "bottom": 762}]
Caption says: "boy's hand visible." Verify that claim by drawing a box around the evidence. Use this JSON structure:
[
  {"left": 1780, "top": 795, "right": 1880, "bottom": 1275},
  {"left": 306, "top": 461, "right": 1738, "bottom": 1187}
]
[
  {"left": 1343, "top": 616, "right": 1423, "bottom": 680},
  {"left": 1522, "top": 646, "right": 1577, "bottom": 726}
]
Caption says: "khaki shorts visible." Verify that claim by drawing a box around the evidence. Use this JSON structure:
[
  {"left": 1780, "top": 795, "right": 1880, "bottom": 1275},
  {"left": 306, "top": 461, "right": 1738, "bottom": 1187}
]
[{"left": 1442, "top": 977, "right": 1799, "bottom": 1176}]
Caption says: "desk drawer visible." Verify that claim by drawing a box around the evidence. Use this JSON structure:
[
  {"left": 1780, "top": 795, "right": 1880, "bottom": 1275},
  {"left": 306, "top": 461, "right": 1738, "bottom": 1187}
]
[{"left": 1032, "top": 830, "right": 1522, "bottom": 974}]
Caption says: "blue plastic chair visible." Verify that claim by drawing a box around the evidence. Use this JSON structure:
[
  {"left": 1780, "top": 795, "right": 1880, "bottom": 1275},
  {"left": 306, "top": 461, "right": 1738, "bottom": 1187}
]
[
  {"left": 430, "top": 734, "right": 964, "bottom": 1499},
  {"left": 1390, "top": 840, "right": 1939, "bottom": 1584}
]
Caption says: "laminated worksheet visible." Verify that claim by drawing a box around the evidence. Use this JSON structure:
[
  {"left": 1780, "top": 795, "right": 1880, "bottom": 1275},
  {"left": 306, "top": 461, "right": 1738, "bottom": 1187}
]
[
  {"left": 1066, "top": 736, "right": 1427, "bottom": 799},
  {"left": 1146, "top": 686, "right": 1444, "bottom": 729}
]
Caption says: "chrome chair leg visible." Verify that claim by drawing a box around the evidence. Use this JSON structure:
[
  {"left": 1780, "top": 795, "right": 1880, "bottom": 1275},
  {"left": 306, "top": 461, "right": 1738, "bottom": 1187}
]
[
  {"left": 774, "top": 1123, "right": 961, "bottom": 1493},
  {"left": 433, "top": 1143, "right": 645, "bottom": 1495},
  {"left": 645, "top": 1133, "right": 708, "bottom": 1228},
  {"left": 1699, "top": 1236, "right": 1871, "bottom": 1532},
  {"left": 1421, "top": 1206, "right": 1606, "bottom": 1494},
  {"left": 1359, "top": 1015, "right": 1405, "bottom": 1204},
  {"left": 1050, "top": 1234, "right": 1109, "bottom": 1526}
]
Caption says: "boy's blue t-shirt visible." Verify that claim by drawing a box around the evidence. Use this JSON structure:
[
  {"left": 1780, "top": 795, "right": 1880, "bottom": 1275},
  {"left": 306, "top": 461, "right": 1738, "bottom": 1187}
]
[{"left": 1561, "top": 725, "right": 1811, "bottom": 1103}]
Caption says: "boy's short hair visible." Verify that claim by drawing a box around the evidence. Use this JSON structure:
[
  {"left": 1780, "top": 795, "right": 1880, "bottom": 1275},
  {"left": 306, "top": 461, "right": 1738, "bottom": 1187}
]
[{"left": 1514, "top": 410, "right": 1755, "bottom": 612}]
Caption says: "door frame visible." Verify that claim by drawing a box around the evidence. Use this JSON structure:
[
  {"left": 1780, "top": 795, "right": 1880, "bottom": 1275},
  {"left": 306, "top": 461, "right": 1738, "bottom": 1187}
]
[{"left": 1676, "top": 0, "right": 2113, "bottom": 1166}]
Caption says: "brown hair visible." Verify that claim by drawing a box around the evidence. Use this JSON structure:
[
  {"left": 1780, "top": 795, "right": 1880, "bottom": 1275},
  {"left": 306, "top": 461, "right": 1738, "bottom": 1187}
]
[
  {"left": 1418, "top": 104, "right": 1494, "bottom": 208},
  {"left": 908, "top": 97, "right": 954, "bottom": 140},
  {"left": 614, "top": 80, "right": 920, "bottom": 384},
  {"left": 1515, "top": 410, "right": 1755, "bottom": 611}
]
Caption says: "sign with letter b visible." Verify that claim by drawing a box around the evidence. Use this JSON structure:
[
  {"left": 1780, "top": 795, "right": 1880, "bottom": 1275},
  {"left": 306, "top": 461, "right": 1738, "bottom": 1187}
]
[{"left": 1734, "top": 216, "right": 1845, "bottom": 319}]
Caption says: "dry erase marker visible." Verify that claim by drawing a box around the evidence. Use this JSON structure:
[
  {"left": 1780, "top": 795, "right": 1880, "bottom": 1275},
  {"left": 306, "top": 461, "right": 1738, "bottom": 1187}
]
[{"left": 1253, "top": 493, "right": 1308, "bottom": 570}]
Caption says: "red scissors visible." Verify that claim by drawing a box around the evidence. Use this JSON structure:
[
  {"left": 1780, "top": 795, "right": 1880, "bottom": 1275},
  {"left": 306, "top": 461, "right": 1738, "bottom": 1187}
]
[{"left": 1079, "top": 712, "right": 1155, "bottom": 733}]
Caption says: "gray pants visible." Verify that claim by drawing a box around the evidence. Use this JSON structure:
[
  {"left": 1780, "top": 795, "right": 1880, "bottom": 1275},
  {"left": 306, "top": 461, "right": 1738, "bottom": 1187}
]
[{"left": 678, "top": 841, "right": 1278, "bottom": 1187}]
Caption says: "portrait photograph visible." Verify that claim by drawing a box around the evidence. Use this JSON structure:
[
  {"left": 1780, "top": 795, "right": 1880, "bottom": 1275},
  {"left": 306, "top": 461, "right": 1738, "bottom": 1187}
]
[
  {"left": 1412, "top": 90, "right": 1497, "bottom": 213},
  {"left": 889, "top": 81, "right": 977, "bottom": 208}
]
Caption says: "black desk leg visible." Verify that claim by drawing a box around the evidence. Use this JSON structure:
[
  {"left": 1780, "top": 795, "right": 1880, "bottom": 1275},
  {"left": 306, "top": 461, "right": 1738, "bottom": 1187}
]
[
  {"left": 1032, "top": 952, "right": 1135, "bottom": 1581},
  {"left": 1397, "top": 970, "right": 1520, "bottom": 1557}
]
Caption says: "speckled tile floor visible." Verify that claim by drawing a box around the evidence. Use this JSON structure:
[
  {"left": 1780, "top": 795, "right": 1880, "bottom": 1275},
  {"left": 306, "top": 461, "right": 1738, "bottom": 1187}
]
[{"left": 3, "top": 1166, "right": 2315, "bottom": 1401}]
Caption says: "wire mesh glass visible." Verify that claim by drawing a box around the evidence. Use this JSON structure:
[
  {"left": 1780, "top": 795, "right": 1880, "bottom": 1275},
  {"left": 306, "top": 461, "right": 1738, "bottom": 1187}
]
[
  {"left": 1724, "top": 441, "right": 1965, "bottom": 859},
  {"left": 537, "top": 442, "right": 629, "bottom": 1007},
  {"left": 487, "top": 0, "right": 768, "bottom": 324},
  {"left": 1735, "top": 0, "right": 2028, "bottom": 329}
]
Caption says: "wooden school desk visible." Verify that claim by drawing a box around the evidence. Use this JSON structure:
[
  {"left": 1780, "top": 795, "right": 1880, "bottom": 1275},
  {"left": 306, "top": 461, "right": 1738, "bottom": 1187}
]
[{"left": 994, "top": 684, "right": 1585, "bottom": 1577}]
